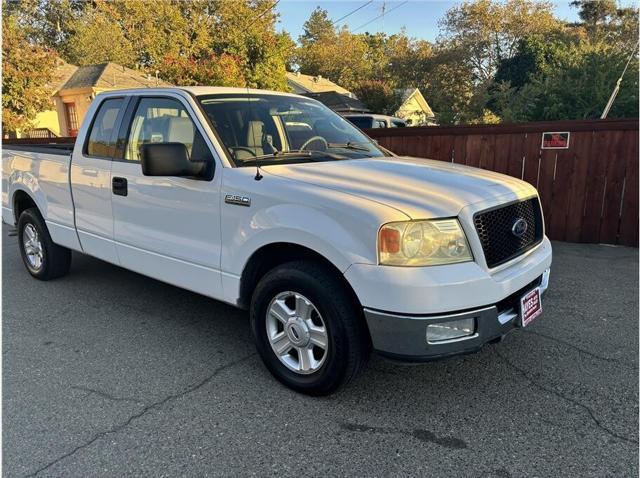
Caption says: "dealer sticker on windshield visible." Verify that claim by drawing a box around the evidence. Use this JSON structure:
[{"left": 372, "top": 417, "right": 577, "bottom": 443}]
[{"left": 520, "top": 287, "right": 542, "bottom": 327}]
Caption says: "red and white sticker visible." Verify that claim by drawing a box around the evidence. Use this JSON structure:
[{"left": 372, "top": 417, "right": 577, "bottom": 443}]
[{"left": 520, "top": 287, "right": 542, "bottom": 327}]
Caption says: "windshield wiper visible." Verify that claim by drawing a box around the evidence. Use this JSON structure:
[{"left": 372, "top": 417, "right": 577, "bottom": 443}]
[
  {"left": 242, "top": 150, "right": 349, "bottom": 163},
  {"left": 326, "top": 142, "right": 372, "bottom": 152}
]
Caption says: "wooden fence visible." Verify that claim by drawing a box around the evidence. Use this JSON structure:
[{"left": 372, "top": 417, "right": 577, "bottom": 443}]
[
  {"left": 5, "top": 120, "right": 638, "bottom": 245},
  {"left": 367, "top": 119, "right": 639, "bottom": 246}
]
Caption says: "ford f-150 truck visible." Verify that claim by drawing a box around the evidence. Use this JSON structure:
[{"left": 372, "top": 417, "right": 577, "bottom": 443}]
[{"left": 3, "top": 87, "right": 551, "bottom": 395}]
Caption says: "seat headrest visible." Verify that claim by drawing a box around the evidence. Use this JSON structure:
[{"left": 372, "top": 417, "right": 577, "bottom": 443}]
[
  {"left": 165, "top": 116, "right": 195, "bottom": 146},
  {"left": 246, "top": 121, "right": 264, "bottom": 148}
]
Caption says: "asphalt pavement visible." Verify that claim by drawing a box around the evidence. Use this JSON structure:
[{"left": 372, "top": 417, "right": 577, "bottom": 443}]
[{"left": 2, "top": 223, "right": 638, "bottom": 477}]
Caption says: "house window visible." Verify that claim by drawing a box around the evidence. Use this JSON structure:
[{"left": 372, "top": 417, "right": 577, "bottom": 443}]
[{"left": 64, "top": 102, "right": 79, "bottom": 137}]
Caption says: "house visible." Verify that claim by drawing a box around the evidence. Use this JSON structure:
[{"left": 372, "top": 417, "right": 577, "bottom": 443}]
[
  {"left": 286, "top": 72, "right": 355, "bottom": 98},
  {"left": 394, "top": 88, "right": 437, "bottom": 126},
  {"left": 302, "top": 91, "right": 370, "bottom": 114},
  {"left": 27, "top": 61, "right": 172, "bottom": 138},
  {"left": 26, "top": 59, "right": 78, "bottom": 138}
]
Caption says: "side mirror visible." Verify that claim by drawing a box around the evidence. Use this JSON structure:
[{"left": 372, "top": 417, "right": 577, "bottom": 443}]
[{"left": 140, "top": 143, "right": 209, "bottom": 178}]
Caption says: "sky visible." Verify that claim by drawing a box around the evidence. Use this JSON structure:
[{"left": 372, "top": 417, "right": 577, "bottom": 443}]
[{"left": 275, "top": 0, "right": 636, "bottom": 42}]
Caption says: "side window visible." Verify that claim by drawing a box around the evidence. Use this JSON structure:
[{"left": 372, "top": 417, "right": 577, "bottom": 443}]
[
  {"left": 391, "top": 120, "right": 406, "bottom": 128},
  {"left": 86, "top": 98, "right": 123, "bottom": 157},
  {"left": 348, "top": 117, "right": 372, "bottom": 129},
  {"left": 374, "top": 120, "right": 387, "bottom": 128},
  {"left": 125, "top": 97, "right": 211, "bottom": 162}
]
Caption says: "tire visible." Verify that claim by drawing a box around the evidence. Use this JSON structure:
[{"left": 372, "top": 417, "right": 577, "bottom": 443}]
[
  {"left": 17, "top": 207, "right": 71, "bottom": 280},
  {"left": 250, "top": 260, "right": 370, "bottom": 396}
]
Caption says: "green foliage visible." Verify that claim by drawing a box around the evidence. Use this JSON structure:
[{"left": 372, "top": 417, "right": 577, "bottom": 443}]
[
  {"left": 2, "top": 12, "right": 56, "bottom": 135},
  {"left": 161, "top": 54, "right": 246, "bottom": 87},
  {"left": 4, "top": 0, "right": 290, "bottom": 90},
  {"left": 65, "top": 7, "right": 136, "bottom": 66},
  {"left": 571, "top": 0, "right": 618, "bottom": 28},
  {"left": 438, "top": 0, "right": 562, "bottom": 83},
  {"left": 295, "top": 24, "right": 371, "bottom": 90},
  {"left": 3, "top": 0, "right": 638, "bottom": 128},
  {"left": 491, "top": 42, "right": 639, "bottom": 121},
  {"left": 353, "top": 80, "right": 402, "bottom": 115},
  {"left": 300, "top": 7, "right": 334, "bottom": 45},
  {"left": 3, "top": 0, "right": 85, "bottom": 53}
]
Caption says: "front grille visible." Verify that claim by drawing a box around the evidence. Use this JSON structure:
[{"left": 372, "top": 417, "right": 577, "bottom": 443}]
[{"left": 473, "top": 198, "right": 543, "bottom": 268}]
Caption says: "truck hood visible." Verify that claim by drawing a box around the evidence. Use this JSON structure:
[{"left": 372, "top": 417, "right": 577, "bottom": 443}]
[{"left": 264, "top": 156, "right": 537, "bottom": 219}]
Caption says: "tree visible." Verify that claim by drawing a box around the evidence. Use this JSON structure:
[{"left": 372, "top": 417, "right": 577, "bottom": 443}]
[
  {"left": 192, "top": 0, "right": 291, "bottom": 90},
  {"left": 413, "top": 44, "right": 479, "bottom": 124},
  {"left": 2, "top": 13, "right": 56, "bottom": 135},
  {"left": 491, "top": 42, "right": 639, "bottom": 121},
  {"left": 353, "top": 80, "right": 401, "bottom": 115},
  {"left": 571, "top": 0, "right": 618, "bottom": 30},
  {"left": 300, "top": 7, "right": 334, "bottom": 45},
  {"left": 65, "top": 7, "right": 136, "bottom": 66},
  {"left": 3, "top": 0, "right": 86, "bottom": 53},
  {"left": 24, "top": 0, "right": 292, "bottom": 90},
  {"left": 161, "top": 53, "right": 246, "bottom": 87},
  {"left": 438, "top": 0, "right": 562, "bottom": 83},
  {"left": 570, "top": 0, "right": 639, "bottom": 49},
  {"left": 295, "top": 28, "right": 371, "bottom": 90}
]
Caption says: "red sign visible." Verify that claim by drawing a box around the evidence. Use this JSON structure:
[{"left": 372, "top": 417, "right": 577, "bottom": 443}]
[
  {"left": 541, "top": 132, "right": 570, "bottom": 149},
  {"left": 520, "top": 288, "right": 542, "bottom": 327}
]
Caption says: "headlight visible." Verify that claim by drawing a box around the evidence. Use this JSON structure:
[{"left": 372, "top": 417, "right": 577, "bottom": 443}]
[{"left": 378, "top": 219, "right": 473, "bottom": 266}]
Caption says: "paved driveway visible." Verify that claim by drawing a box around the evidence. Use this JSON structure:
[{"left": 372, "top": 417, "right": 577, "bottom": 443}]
[{"left": 3, "top": 224, "right": 638, "bottom": 477}]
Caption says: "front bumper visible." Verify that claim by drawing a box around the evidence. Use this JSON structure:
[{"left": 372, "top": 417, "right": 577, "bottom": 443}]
[{"left": 364, "top": 268, "right": 550, "bottom": 361}]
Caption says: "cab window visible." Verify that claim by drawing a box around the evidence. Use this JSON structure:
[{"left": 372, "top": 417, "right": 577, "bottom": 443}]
[
  {"left": 125, "top": 97, "right": 211, "bottom": 163},
  {"left": 85, "top": 98, "right": 123, "bottom": 157},
  {"left": 347, "top": 117, "right": 372, "bottom": 129}
]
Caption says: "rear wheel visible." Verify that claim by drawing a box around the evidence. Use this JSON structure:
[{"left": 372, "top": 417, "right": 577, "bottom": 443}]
[
  {"left": 250, "top": 261, "right": 369, "bottom": 395},
  {"left": 18, "top": 208, "right": 71, "bottom": 280}
]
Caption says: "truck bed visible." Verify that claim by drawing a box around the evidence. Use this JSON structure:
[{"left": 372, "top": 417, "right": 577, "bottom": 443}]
[
  {"left": 3, "top": 137, "right": 75, "bottom": 155},
  {"left": 2, "top": 143, "right": 78, "bottom": 250}
]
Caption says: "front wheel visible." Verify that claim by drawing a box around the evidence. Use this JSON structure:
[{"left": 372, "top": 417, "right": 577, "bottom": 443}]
[
  {"left": 18, "top": 208, "right": 71, "bottom": 280},
  {"left": 250, "top": 261, "right": 370, "bottom": 395}
]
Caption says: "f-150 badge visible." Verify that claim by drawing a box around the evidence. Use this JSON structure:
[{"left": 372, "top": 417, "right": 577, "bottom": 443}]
[{"left": 225, "top": 194, "right": 251, "bottom": 207}]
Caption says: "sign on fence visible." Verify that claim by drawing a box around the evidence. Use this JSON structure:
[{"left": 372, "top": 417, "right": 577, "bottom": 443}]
[{"left": 541, "top": 132, "right": 570, "bottom": 149}]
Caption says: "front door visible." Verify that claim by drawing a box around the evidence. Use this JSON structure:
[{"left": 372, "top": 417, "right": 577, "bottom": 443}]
[
  {"left": 70, "top": 96, "right": 124, "bottom": 264},
  {"left": 64, "top": 102, "right": 79, "bottom": 137},
  {"left": 110, "top": 95, "right": 223, "bottom": 298}
]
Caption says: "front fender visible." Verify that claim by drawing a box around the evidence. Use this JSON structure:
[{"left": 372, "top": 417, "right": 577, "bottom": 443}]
[
  {"left": 218, "top": 168, "right": 409, "bottom": 305},
  {"left": 223, "top": 203, "right": 372, "bottom": 275}
]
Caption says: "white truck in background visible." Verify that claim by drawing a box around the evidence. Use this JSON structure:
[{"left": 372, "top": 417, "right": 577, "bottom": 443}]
[{"left": 2, "top": 87, "right": 551, "bottom": 395}]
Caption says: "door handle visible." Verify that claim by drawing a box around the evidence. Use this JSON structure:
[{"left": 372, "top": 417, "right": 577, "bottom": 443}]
[
  {"left": 82, "top": 168, "right": 98, "bottom": 177},
  {"left": 112, "top": 177, "right": 128, "bottom": 196}
]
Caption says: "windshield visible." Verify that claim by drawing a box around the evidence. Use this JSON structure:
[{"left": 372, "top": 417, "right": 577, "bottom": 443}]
[{"left": 197, "top": 94, "right": 386, "bottom": 166}]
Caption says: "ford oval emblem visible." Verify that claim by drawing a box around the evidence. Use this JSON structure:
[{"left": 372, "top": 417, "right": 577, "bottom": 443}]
[{"left": 512, "top": 218, "right": 528, "bottom": 237}]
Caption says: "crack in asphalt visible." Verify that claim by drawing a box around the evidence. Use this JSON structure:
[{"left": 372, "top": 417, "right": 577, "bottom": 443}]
[
  {"left": 70, "top": 386, "right": 145, "bottom": 405},
  {"left": 24, "top": 353, "right": 256, "bottom": 478},
  {"left": 522, "top": 329, "right": 639, "bottom": 370},
  {"left": 340, "top": 422, "right": 468, "bottom": 449},
  {"left": 494, "top": 349, "right": 638, "bottom": 446}
]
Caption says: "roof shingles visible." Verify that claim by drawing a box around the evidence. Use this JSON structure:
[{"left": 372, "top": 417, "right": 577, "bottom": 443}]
[{"left": 61, "top": 62, "right": 172, "bottom": 91}]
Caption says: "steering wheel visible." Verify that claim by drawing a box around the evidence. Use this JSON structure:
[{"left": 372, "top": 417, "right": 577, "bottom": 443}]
[
  {"left": 229, "top": 146, "right": 257, "bottom": 159},
  {"left": 299, "top": 136, "right": 328, "bottom": 151}
]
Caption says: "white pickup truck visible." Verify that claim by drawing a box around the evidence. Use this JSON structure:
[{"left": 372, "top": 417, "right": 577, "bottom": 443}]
[{"left": 3, "top": 87, "right": 551, "bottom": 395}]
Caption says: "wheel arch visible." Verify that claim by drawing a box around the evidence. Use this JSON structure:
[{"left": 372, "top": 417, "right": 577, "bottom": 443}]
[
  {"left": 238, "top": 242, "right": 363, "bottom": 313},
  {"left": 12, "top": 188, "right": 39, "bottom": 224}
]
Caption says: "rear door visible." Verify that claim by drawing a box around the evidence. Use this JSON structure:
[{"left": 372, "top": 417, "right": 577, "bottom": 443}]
[
  {"left": 110, "top": 94, "right": 223, "bottom": 298},
  {"left": 70, "top": 96, "right": 126, "bottom": 264}
]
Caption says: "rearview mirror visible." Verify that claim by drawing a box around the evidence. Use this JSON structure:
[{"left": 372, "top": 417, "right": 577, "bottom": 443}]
[{"left": 140, "top": 143, "right": 210, "bottom": 179}]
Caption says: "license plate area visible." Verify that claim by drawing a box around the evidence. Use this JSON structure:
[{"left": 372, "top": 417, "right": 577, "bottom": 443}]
[{"left": 520, "top": 286, "right": 542, "bottom": 327}]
